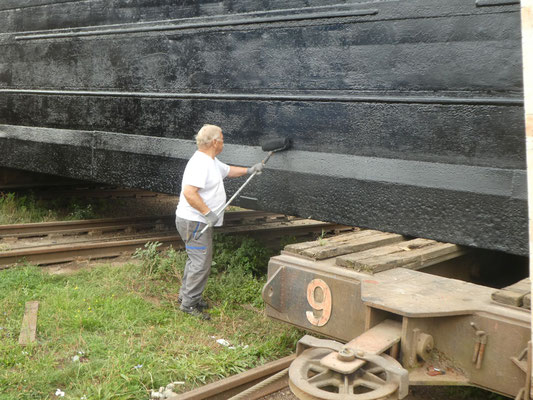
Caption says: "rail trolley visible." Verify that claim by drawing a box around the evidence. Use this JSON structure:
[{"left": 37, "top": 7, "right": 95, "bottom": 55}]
[{"left": 263, "top": 232, "right": 531, "bottom": 399}]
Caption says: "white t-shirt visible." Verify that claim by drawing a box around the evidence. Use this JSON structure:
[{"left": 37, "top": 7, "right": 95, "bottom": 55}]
[{"left": 176, "top": 151, "right": 230, "bottom": 226}]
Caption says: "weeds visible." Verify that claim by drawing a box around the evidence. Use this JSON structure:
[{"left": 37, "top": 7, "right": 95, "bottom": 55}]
[
  {"left": 133, "top": 242, "right": 186, "bottom": 278},
  {"left": 0, "top": 192, "right": 116, "bottom": 224},
  {"left": 0, "top": 192, "right": 57, "bottom": 224},
  {"left": 66, "top": 202, "right": 95, "bottom": 220},
  {"left": 212, "top": 234, "right": 275, "bottom": 276},
  {"left": 133, "top": 236, "right": 275, "bottom": 308}
]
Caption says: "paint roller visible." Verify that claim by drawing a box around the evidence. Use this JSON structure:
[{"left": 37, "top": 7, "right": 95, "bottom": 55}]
[{"left": 195, "top": 137, "right": 292, "bottom": 239}]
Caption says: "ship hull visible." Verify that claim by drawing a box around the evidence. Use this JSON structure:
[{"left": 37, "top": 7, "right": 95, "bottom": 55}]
[{"left": 0, "top": 0, "right": 526, "bottom": 254}]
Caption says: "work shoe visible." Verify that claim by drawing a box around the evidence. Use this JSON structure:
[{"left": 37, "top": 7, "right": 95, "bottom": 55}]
[
  {"left": 178, "top": 297, "right": 209, "bottom": 310},
  {"left": 180, "top": 304, "right": 211, "bottom": 320}
]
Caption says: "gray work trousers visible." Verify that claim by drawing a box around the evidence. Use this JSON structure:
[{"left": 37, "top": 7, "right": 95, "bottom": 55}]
[{"left": 175, "top": 216, "right": 213, "bottom": 308}]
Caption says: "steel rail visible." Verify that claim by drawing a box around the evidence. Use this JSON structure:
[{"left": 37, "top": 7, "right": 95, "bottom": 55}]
[
  {"left": 0, "top": 219, "right": 346, "bottom": 268},
  {"left": 173, "top": 354, "right": 295, "bottom": 400},
  {"left": 20, "top": 188, "right": 163, "bottom": 200},
  {"left": 0, "top": 210, "right": 283, "bottom": 238},
  {"left": 0, "top": 184, "right": 165, "bottom": 198}
]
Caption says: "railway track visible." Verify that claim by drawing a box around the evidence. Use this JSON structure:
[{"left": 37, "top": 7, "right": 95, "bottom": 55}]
[
  {"left": 0, "top": 211, "right": 348, "bottom": 268},
  {"left": 158, "top": 355, "right": 296, "bottom": 400},
  {"left": 0, "top": 210, "right": 280, "bottom": 239},
  {"left": 0, "top": 184, "right": 167, "bottom": 200}
]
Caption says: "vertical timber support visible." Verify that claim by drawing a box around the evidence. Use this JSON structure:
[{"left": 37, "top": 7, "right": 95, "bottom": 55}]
[
  {"left": 401, "top": 317, "right": 418, "bottom": 368},
  {"left": 522, "top": 0, "right": 533, "bottom": 398}
]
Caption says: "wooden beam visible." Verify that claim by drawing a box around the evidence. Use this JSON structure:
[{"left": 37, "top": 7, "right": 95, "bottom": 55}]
[{"left": 18, "top": 301, "right": 39, "bottom": 346}]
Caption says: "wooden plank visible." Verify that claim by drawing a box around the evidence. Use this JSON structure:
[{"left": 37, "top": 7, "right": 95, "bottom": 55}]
[
  {"left": 363, "top": 243, "right": 463, "bottom": 273},
  {"left": 338, "top": 239, "right": 463, "bottom": 274},
  {"left": 492, "top": 278, "right": 532, "bottom": 308},
  {"left": 301, "top": 232, "right": 404, "bottom": 260},
  {"left": 491, "top": 289, "right": 525, "bottom": 307},
  {"left": 283, "top": 229, "right": 371, "bottom": 255},
  {"left": 336, "top": 238, "right": 435, "bottom": 268},
  {"left": 18, "top": 301, "right": 39, "bottom": 346},
  {"left": 524, "top": 293, "right": 531, "bottom": 310},
  {"left": 401, "top": 250, "right": 468, "bottom": 272}
]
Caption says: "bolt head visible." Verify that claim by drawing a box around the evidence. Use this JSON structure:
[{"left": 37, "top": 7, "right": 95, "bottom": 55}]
[{"left": 337, "top": 347, "right": 356, "bottom": 361}]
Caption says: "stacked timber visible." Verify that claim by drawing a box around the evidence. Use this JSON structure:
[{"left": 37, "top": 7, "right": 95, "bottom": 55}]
[{"left": 285, "top": 229, "right": 466, "bottom": 274}]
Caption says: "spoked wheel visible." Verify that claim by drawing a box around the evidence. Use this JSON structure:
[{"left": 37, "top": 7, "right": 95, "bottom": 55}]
[{"left": 289, "top": 348, "right": 401, "bottom": 400}]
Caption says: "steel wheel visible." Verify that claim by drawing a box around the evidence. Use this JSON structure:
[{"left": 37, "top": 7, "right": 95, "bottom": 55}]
[{"left": 289, "top": 348, "right": 401, "bottom": 400}]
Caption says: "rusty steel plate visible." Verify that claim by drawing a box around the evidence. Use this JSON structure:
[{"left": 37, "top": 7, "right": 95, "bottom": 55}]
[{"left": 263, "top": 264, "right": 365, "bottom": 342}]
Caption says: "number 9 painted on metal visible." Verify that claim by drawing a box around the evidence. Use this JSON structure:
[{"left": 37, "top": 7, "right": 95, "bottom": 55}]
[{"left": 306, "top": 279, "right": 332, "bottom": 327}]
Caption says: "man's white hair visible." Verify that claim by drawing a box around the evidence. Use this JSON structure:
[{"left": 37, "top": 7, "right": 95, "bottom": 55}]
[{"left": 196, "top": 124, "right": 222, "bottom": 147}]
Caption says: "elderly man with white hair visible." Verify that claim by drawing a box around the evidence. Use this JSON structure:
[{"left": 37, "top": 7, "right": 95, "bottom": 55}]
[{"left": 175, "top": 124, "right": 263, "bottom": 320}]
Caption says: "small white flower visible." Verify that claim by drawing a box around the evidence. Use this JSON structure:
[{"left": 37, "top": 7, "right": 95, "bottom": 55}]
[
  {"left": 55, "top": 389, "right": 65, "bottom": 397},
  {"left": 81, "top": 396, "right": 87, "bottom": 400},
  {"left": 134, "top": 364, "right": 143, "bottom": 369}
]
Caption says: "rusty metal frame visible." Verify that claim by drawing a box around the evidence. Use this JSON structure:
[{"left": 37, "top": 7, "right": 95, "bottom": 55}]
[{"left": 264, "top": 253, "right": 531, "bottom": 398}]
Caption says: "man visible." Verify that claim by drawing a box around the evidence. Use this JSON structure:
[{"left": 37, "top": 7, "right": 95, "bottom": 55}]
[{"left": 175, "top": 124, "right": 263, "bottom": 320}]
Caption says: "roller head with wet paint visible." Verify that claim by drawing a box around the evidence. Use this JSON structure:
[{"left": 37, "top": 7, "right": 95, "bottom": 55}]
[{"left": 261, "top": 138, "right": 292, "bottom": 153}]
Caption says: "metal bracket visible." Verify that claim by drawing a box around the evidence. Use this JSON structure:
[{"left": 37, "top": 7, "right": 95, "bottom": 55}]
[
  {"left": 296, "top": 334, "right": 343, "bottom": 355},
  {"left": 470, "top": 322, "right": 488, "bottom": 370},
  {"left": 261, "top": 266, "right": 285, "bottom": 312}
]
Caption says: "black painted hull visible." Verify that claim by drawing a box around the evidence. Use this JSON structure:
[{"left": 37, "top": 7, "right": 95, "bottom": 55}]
[{"left": 0, "top": 0, "right": 526, "bottom": 254}]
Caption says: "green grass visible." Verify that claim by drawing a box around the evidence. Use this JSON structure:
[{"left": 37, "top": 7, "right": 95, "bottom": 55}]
[{"left": 0, "top": 236, "right": 301, "bottom": 400}]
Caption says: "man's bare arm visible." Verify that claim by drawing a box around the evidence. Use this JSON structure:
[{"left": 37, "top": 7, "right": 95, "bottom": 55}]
[{"left": 227, "top": 166, "right": 248, "bottom": 178}]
